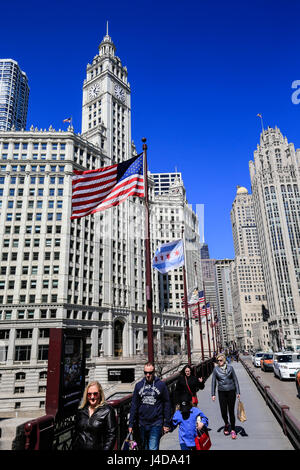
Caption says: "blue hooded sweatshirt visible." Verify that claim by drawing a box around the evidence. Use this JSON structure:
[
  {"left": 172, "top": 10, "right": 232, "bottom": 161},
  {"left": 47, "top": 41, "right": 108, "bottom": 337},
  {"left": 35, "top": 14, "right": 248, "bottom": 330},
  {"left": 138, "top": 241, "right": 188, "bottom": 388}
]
[
  {"left": 172, "top": 407, "right": 209, "bottom": 447},
  {"left": 129, "top": 376, "right": 172, "bottom": 428}
]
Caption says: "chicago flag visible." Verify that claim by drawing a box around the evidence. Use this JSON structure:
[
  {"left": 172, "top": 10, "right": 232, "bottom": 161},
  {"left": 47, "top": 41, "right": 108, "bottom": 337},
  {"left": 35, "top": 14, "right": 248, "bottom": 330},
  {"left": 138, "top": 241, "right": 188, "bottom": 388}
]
[{"left": 152, "top": 239, "right": 184, "bottom": 274}]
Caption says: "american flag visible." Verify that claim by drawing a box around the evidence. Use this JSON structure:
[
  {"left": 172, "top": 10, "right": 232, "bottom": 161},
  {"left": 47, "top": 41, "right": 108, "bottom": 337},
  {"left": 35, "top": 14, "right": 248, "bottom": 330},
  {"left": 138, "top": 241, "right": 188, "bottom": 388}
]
[
  {"left": 71, "top": 154, "right": 144, "bottom": 219},
  {"left": 192, "top": 302, "right": 210, "bottom": 318}
]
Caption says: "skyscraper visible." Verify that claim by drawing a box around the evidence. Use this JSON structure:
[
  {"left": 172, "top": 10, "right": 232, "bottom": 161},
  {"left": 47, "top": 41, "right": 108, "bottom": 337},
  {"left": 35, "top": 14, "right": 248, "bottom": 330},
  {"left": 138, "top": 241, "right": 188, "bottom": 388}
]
[
  {"left": 249, "top": 126, "right": 300, "bottom": 352},
  {"left": 0, "top": 59, "right": 29, "bottom": 131},
  {"left": 230, "top": 186, "right": 268, "bottom": 351},
  {"left": 0, "top": 30, "right": 202, "bottom": 414},
  {"left": 215, "top": 259, "right": 235, "bottom": 349}
]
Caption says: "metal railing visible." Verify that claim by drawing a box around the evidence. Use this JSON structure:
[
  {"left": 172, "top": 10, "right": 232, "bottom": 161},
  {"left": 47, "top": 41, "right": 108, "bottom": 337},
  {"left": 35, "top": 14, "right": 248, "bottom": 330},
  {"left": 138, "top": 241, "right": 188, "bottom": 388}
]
[
  {"left": 240, "top": 357, "right": 300, "bottom": 449},
  {"left": 18, "top": 357, "right": 214, "bottom": 450}
]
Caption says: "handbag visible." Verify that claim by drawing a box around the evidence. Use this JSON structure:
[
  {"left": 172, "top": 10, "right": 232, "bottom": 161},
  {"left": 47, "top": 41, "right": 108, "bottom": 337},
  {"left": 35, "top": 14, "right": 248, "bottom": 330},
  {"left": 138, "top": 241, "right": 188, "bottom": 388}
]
[
  {"left": 237, "top": 399, "right": 247, "bottom": 422},
  {"left": 195, "top": 428, "right": 211, "bottom": 451},
  {"left": 121, "top": 432, "right": 138, "bottom": 451},
  {"left": 185, "top": 377, "right": 198, "bottom": 405}
]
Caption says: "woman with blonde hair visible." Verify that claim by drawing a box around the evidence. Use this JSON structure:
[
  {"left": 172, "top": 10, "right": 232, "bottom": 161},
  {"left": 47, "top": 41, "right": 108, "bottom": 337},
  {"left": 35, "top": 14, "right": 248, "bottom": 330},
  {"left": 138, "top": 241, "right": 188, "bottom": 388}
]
[
  {"left": 72, "top": 381, "right": 117, "bottom": 450},
  {"left": 211, "top": 353, "right": 240, "bottom": 440}
]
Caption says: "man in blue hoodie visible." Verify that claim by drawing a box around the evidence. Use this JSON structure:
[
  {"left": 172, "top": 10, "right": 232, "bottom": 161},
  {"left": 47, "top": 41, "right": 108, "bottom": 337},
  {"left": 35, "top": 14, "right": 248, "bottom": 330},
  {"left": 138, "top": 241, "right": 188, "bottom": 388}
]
[{"left": 128, "top": 362, "right": 171, "bottom": 450}]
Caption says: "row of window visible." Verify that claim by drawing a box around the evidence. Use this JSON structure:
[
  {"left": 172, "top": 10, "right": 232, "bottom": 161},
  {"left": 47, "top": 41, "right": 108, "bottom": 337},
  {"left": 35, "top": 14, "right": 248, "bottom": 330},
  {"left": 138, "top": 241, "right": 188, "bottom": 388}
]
[
  {"left": 0, "top": 188, "right": 63, "bottom": 197},
  {"left": 1, "top": 143, "right": 66, "bottom": 150},
  {"left": 5, "top": 213, "right": 62, "bottom": 222},
  {"left": 0, "top": 176, "right": 64, "bottom": 184}
]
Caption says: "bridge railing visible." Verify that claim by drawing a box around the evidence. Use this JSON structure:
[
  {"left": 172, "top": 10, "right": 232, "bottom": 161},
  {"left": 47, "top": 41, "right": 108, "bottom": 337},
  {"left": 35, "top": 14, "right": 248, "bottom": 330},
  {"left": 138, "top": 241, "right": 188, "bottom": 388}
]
[
  {"left": 17, "top": 358, "right": 214, "bottom": 450},
  {"left": 240, "top": 357, "right": 300, "bottom": 449}
]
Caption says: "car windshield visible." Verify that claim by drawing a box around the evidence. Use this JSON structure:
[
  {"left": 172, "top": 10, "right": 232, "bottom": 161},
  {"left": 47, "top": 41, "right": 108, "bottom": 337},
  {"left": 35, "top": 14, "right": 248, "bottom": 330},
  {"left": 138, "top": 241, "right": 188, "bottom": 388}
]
[
  {"left": 278, "top": 355, "right": 293, "bottom": 363},
  {"left": 263, "top": 354, "right": 273, "bottom": 359},
  {"left": 256, "top": 353, "right": 264, "bottom": 357}
]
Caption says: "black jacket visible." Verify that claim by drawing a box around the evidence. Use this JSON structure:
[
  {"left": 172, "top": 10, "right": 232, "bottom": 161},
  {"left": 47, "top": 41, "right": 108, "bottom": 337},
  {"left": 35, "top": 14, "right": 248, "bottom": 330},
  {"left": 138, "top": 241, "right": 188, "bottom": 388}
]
[
  {"left": 73, "top": 403, "right": 117, "bottom": 450},
  {"left": 175, "top": 374, "right": 204, "bottom": 404}
]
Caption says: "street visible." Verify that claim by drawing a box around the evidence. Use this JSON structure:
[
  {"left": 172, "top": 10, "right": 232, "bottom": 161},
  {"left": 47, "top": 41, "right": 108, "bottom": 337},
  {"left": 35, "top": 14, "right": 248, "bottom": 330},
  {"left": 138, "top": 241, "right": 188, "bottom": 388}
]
[{"left": 242, "top": 356, "right": 300, "bottom": 421}]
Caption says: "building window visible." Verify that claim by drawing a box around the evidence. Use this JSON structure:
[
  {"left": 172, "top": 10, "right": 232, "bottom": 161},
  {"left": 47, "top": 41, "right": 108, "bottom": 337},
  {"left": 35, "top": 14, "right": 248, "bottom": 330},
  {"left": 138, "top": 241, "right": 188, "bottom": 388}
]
[
  {"left": 14, "top": 346, "right": 31, "bottom": 362},
  {"left": 38, "top": 345, "right": 48, "bottom": 361}
]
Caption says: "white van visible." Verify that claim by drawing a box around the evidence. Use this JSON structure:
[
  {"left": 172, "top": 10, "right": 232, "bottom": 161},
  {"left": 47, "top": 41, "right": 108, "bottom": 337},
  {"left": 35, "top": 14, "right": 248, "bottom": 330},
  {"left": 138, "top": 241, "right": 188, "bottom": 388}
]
[{"left": 273, "top": 352, "right": 300, "bottom": 380}]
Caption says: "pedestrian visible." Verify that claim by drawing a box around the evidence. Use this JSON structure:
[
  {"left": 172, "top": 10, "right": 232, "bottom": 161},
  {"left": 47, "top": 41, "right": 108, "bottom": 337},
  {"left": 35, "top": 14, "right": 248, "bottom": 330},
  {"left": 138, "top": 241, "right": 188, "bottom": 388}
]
[
  {"left": 211, "top": 353, "right": 240, "bottom": 439},
  {"left": 72, "top": 381, "right": 117, "bottom": 450},
  {"left": 175, "top": 364, "right": 204, "bottom": 406},
  {"left": 128, "top": 361, "right": 172, "bottom": 450},
  {"left": 172, "top": 400, "right": 209, "bottom": 450}
]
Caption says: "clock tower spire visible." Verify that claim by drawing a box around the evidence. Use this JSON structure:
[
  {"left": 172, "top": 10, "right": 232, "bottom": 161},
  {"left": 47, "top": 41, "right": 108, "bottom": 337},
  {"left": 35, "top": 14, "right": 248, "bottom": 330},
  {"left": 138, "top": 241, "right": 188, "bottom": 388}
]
[{"left": 81, "top": 26, "right": 131, "bottom": 163}]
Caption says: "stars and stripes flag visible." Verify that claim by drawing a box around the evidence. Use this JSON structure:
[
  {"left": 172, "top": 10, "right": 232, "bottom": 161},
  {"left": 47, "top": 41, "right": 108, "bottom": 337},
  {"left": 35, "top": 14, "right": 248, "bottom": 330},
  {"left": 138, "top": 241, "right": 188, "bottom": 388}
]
[
  {"left": 182, "top": 289, "right": 205, "bottom": 308},
  {"left": 152, "top": 239, "right": 184, "bottom": 274},
  {"left": 192, "top": 302, "right": 210, "bottom": 319},
  {"left": 71, "top": 154, "right": 144, "bottom": 219}
]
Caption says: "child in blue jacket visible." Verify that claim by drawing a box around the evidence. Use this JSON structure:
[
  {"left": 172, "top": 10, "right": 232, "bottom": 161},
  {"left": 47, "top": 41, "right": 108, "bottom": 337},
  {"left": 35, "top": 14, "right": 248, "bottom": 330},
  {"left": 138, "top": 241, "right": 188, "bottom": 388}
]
[{"left": 172, "top": 401, "right": 209, "bottom": 450}]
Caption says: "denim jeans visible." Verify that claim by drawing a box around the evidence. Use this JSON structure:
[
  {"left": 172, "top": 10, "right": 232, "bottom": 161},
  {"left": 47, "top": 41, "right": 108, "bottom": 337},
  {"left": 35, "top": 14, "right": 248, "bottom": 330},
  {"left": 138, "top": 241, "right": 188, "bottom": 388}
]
[
  {"left": 139, "top": 425, "right": 162, "bottom": 450},
  {"left": 180, "top": 443, "right": 196, "bottom": 450}
]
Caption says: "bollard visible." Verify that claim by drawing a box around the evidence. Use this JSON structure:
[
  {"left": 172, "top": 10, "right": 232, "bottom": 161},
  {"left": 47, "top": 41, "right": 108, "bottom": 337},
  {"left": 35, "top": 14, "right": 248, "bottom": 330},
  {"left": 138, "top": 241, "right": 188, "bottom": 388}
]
[{"left": 280, "top": 405, "right": 290, "bottom": 436}]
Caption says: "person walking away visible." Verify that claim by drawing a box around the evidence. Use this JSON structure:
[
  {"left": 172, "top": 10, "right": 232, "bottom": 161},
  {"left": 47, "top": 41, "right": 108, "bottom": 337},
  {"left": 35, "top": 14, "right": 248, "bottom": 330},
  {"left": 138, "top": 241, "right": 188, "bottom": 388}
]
[
  {"left": 72, "top": 381, "right": 117, "bottom": 450},
  {"left": 175, "top": 364, "right": 204, "bottom": 406},
  {"left": 128, "top": 362, "right": 171, "bottom": 450},
  {"left": 211, "top": 353, "right": 240, "bottom": 439},
  {"left": 172, "top": 401, "right": 209, "bottom": 450}
]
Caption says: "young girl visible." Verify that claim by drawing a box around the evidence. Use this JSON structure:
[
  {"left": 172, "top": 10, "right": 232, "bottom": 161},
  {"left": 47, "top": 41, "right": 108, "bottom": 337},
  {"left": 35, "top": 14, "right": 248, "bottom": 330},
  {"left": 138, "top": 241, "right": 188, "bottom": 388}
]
[{"left": 172, "top": 401, "right": 209, "bottom": 450}]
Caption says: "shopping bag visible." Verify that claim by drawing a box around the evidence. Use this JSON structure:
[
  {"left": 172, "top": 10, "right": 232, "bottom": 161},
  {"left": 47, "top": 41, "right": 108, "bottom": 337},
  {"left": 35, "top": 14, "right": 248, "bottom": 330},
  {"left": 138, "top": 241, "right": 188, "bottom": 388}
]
[
  {"left": 192, "top": 396, "right": 198, "bottom": 405},
  {"left": 121, "top": 432, "right": 138, "bottom": 450},
  {"left": 194, "top": 428, "right": 211, "bottom": 450},
  {"left": 237, "top": 400, "right": 247, "bottom": 422}
]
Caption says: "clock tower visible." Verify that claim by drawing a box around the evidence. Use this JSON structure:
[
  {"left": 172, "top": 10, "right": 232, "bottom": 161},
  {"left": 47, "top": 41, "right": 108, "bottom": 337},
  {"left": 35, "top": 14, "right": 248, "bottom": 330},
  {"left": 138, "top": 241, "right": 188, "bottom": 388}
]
[{"left": 81, "top": 26, "right": 132, "bottom": 163}]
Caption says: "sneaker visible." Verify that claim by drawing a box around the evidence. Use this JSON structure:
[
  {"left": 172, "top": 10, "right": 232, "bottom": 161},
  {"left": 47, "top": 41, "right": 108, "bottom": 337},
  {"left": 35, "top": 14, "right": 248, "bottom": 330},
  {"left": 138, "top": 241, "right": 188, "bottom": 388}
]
[
  {"left": 231, "top": 430, "right": 237, "bottom": 439},
  {"left": 223, "top": 425, "right": 230, "bottom": 435}
]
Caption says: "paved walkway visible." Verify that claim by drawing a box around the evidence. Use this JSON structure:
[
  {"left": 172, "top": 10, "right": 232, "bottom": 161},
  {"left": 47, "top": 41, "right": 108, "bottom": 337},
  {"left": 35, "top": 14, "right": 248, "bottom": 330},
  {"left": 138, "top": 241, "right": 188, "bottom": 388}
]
[{"left": 160, "top": 360, "right": 294, "bottom": 450}]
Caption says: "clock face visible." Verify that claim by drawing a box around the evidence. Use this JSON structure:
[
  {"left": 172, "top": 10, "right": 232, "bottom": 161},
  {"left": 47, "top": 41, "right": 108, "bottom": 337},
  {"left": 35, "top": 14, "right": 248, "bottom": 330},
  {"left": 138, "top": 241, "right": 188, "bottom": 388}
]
[
  {"left": 88, "top": 82, "right": 101, "bottom": 100},
  {"left": 114, "top": 84, "right": 125, "bottom": 103}
]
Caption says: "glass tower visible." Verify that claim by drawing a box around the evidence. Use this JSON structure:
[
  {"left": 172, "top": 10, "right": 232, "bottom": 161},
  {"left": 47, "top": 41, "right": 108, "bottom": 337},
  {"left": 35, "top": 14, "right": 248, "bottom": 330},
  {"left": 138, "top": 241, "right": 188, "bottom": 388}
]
[{"left": 0, "top": 59, "right": 29, "bottom": 131}]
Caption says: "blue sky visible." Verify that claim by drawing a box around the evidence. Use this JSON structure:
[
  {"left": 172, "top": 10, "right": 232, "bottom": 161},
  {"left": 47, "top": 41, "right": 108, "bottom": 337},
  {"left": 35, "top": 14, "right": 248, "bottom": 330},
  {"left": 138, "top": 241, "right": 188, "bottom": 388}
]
[{"left": 2, "top": 0, "right": 300, "bottom": 259}]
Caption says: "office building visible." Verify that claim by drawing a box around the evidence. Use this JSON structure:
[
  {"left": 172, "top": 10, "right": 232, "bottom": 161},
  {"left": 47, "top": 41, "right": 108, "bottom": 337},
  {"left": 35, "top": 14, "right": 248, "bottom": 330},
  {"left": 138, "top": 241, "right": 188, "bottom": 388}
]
[
  {"left": 215, "top": 259, "right": 235, "bottom": 348},
  {"left": 249, "top": 126, "right": 300, "bottom": 352},
  {"left": 0, "top": 31, "right": 202, "bottom": 415},
  {"left": 152, "top": 172, "right": 182, "bottom": 195},
  {"left": 230, "top": 186, "right": 268, "bottom": 351},
  {"left": 0, "top": 59, "right": 29, "bottom": 131}
]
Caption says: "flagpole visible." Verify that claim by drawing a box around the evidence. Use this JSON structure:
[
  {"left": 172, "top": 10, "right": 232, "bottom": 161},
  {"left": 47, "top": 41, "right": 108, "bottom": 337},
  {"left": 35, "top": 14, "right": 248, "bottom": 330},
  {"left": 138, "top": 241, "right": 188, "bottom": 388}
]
[
  {"left": 142, "top": 138, "right": 154, "bottom": 365},
  {"left": 182, "top": 226, "right": 192, "bottom": 366},
  {"left": 211, "top": 306, "right": 216, "bottom": 353},
  {"left": 194, "top": 262, "right": 204, "bottom": 361},
  {"left": 203, "top": 282, "right": 211, "bottom": 357}
]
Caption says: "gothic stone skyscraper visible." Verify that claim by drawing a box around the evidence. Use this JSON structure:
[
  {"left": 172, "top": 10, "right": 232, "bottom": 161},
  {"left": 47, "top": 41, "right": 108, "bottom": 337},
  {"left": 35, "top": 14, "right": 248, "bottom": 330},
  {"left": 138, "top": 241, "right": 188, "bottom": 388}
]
[
  {"left": 249, "top": 126, "right": 300, "bottom": 352},
  {"left": 0, "top": 31, "right": 202, "bottom": 414}
]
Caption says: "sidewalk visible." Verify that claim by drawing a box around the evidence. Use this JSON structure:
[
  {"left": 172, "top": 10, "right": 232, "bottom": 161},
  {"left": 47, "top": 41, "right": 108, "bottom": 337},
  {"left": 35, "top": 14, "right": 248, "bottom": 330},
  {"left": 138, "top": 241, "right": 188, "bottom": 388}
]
[{"left": 160, "top": 360, "right": 294, "bottom": 450}]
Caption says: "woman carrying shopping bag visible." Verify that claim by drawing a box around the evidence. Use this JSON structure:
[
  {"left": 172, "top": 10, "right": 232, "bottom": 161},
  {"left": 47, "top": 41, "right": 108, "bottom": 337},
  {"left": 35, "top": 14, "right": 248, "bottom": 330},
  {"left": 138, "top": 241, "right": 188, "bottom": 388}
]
[{"left": 211, "top": 353, "right": 240, "bottom": 439}]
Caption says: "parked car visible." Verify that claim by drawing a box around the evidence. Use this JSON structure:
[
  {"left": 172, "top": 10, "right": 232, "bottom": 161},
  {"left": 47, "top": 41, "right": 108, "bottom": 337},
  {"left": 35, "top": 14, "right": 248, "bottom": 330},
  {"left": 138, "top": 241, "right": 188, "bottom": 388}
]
[
  {"left": 252, "top": 351, "right": 266, "bottom": 367},
  {"left": 273, "top": 352, "right": 300, "bottom": 380},
  {"left": 296, "top": 369, "right": 300, "bottom": 398},
  {"left": 260, "top": 353, "right": 274, "bottom": 372}
]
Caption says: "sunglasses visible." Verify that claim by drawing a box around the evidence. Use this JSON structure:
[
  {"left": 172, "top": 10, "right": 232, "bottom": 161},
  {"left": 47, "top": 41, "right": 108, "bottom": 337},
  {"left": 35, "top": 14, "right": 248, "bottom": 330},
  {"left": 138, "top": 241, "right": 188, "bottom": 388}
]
[
  {"left": 87, "top": 392, "right": 99, "bottom": 398},
  {"left": 217, "top": 359, "right": 224, "bottom": 362},
  {"left": 144, "top": 370, "right": 154, "bottom": 375}
]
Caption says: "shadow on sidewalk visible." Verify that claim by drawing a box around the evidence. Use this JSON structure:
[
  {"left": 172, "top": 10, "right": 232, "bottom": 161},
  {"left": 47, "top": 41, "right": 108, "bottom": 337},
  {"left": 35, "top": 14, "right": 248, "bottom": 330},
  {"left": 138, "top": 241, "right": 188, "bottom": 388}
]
[{"left": 217, "top": 425, "right": 248, "bottom": 437}]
